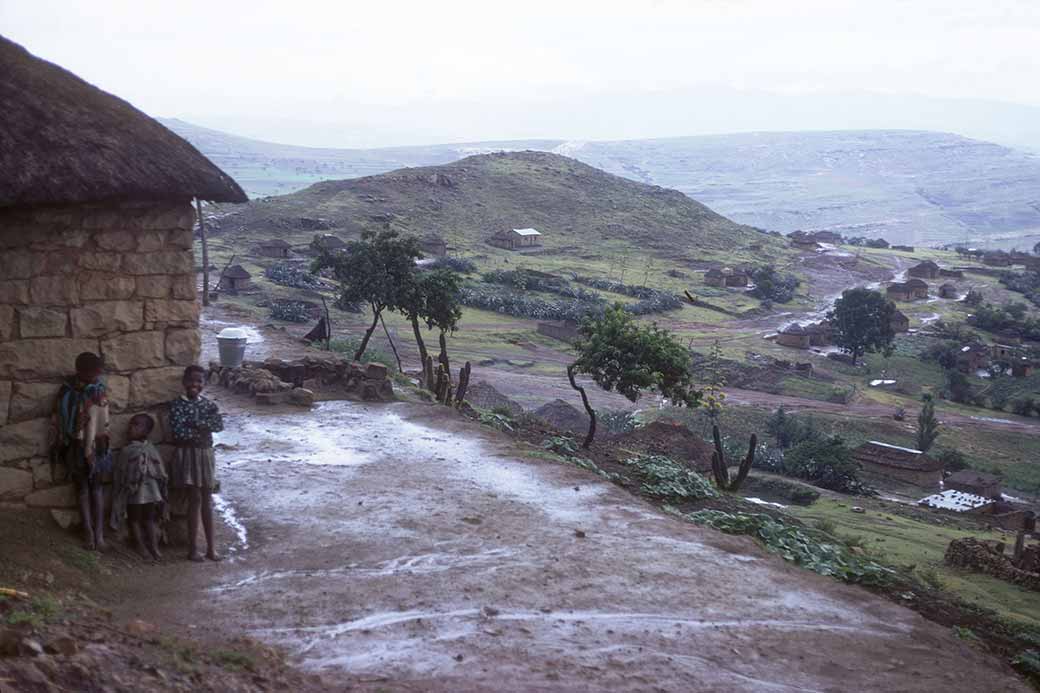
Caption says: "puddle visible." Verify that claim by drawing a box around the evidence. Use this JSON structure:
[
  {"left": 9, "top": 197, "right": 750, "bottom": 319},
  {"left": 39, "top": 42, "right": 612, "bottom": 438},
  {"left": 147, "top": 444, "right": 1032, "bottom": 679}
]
[
  {"left": 744, "top": 496, "right": 786, "bottom": 509},
  {"left": 213, "top": 493, "right": 248, "bottom": 552},
  {"left": 211, "top": 547, "right": 526, "bottom": 593}
]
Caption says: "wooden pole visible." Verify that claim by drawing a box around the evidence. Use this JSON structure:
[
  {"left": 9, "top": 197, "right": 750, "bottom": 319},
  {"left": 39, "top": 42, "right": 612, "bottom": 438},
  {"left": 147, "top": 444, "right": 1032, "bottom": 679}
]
[{"left": 196, "top": 198, "right": 210, "bottom": 306}]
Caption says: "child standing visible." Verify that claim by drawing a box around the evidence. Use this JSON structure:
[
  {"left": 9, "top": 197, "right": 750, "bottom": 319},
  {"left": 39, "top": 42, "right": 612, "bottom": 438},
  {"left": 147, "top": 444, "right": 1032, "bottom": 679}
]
[
  {"left": 111, "top": 414, "right": 167, "bottom": 561},
  {"left": 54, "top": 352, "right": 111, "bottom": 550},
  {"left": 168, "top": 365, "right": 224, "bottom": 562}
]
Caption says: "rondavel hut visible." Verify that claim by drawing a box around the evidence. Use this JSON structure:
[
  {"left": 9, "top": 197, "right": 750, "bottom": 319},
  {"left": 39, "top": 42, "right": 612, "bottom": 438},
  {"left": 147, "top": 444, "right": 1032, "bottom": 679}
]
[{"left": 0, "top": 36, "right": 245, "bottom": 514}]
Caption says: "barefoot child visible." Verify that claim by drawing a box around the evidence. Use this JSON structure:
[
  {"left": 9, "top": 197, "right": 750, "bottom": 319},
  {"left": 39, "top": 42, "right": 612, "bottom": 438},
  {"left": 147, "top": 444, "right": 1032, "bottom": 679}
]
[
  {"left": 168, "top": 365, "right": 224, "bottom": 562},
  {"left": 54, "top": 352, "right": 111, "bottom": 550},
  {"left": 112, "top": 414, "right": 167, "bottom": 561}
]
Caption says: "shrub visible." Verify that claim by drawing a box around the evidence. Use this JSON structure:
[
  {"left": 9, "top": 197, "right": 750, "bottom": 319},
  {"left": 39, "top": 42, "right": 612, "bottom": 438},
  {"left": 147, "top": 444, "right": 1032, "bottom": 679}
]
[
  {"left": 1012, "top": 397, "right": 1036, "bottom": 417},
  {"left": 270, "top": 300, "right": 314, "bottom": 323},
  {"left": 621, "top": 455, "right": 718, "bottom": 501},
  {"left": 428, "top": 256, "right": 476, "bottom": 273},
  {"left": 990, "top": 389, "right": 1009, "bottom": 411},
  {"left": 264, "top": 262, "right": 324, "bottom": 289},
  {"left": 783, "top": 436, "right": 874, "bottom": 495},
  {"left": 935, "top": 448, "right": 970, "bottom": 473},
  {"left": 680, "top": 510, "right": 890, "bottom": 584},
  {"left": 749, "top": 265, "right": 800, "bottom": 304},
  {"left": 599, "top": 410, "right": 639, "bottom": 435}
]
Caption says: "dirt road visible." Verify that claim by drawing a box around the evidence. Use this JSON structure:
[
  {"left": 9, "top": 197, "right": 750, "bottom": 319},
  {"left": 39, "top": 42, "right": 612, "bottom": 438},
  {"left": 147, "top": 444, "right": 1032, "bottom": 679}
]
[{"left": 114, "top": 395, "right": 1027, "bottom": 691}]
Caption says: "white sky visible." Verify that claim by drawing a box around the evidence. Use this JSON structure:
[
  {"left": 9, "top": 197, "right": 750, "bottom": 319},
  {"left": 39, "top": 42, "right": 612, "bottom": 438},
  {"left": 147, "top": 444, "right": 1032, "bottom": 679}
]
[{"left": 3, "top": 0, "right": 1039, "bottom": 147}]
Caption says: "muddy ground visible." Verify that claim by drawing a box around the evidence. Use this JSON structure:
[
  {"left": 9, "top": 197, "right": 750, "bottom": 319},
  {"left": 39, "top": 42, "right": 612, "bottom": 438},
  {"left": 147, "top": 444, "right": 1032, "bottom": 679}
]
[{"left": 97, "top": 390, "right": 1028, "bottom": 691}]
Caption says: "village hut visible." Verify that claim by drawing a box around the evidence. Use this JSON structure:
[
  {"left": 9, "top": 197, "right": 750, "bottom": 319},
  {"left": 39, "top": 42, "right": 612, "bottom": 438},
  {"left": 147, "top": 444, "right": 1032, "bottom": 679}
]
[
  {"left": 803, "top": 321, "right": 833, "bottom": 347},
  {"left": 704, "top": 268, "right": 726, "bottom": 287},
  {"left": 312, "top": 234, "right": 346, "bottom": 253},
  {"left": 983, "top": 253, "right": 1012, "bottom": 267},
  {"left": 488, "top": 228, "right": 543, "bottom": 250},
  {"left": 956, "top": 344, "right": 990, "bottom": 374},
  {"left": 945, "top": 470, "right": 1002, "bottom": 499},
  {"left": 890, "top": 309, "right": 910, "bottom": 333},
  {"left": 1012, "top": 359, "right": 1035, "bottom": 378},
  {"left": 886, "top": 283, "right": 912, "bottom": 302},
  {"left": 776, "top": 323, "right": 810, "bottom": 349},
  {"left": 787, "top": 231, "right": 820, "bottom": 250},
  {"left": 908, "top": 260, "right": 940, "bottom": 279},
  {"left": 219, "top": 265, "right": 252, "bottom": 293},
  {"left": 0, "top": 36, "right": 245, "bottom": 510},
  {"left": 852, "top": 441, "right": 943, "bottom": 488},
  {"left": 536, "top": 321, "right": 581, "bottom": 344},
  {"left": 419, "top": 234, "right": 448, "bottom": 258},
  {"left": 259, "top": 238, "right": 291, "bottom": 258},
  {"left": 939, "top": 268, "right": 964, "bottom": 279},
  {"left": 904, "top": 278, "right": 929, "bottom": 299},
  {"left": 891, "top": 244, "right": 915, "bottom": 253},
  {"left": 938, "top": 282, "right": 959, "bottom": 299},
  {"left": 992, "top": 343, "right": 1020, "bottom": 362}
]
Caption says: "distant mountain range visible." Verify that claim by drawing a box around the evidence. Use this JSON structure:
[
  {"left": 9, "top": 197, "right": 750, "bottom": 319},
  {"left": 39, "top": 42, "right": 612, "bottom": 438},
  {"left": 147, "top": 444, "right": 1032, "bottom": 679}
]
[{"left": 163, "top": 119, "right": 1040, "bottom": 248}]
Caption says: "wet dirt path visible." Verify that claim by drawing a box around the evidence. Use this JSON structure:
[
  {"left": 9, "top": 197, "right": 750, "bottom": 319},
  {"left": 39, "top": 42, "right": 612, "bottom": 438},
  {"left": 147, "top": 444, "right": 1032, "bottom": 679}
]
[{"left": 114, "top": 396, "right": 1026, "bottom": 691}]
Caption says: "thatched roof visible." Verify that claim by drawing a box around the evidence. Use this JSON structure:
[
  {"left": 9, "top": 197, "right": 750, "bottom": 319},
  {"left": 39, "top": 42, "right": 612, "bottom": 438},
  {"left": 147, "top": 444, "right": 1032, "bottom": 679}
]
[
  {"left": 853, "top": 441, "right": 942, "bottom": 472},
  {"left": 780, "top": 323, "right": 807, "bottom": 335},
  {"left": 0, "top": 36, "right": 246, "bottom": 208},
  {"left": 224, "top": 264, "right": 251, "bottom": 279}
]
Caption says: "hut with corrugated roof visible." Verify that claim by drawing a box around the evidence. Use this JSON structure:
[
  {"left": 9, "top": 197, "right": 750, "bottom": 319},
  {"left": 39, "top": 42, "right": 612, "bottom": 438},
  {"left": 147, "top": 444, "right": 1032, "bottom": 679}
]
[{"left": 0, "top": 35, "right": 245, "bottom": 512}]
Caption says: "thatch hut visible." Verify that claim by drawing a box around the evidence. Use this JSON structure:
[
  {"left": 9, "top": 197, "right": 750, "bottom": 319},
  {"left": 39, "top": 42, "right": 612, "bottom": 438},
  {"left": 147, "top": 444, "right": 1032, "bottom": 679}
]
[
  {"left": 938, "top": 282, "right": 958, "bottom": 299},
  {"left": 852, "top": 441, "right": 943, "bottom": 488},
  {"left": 0, "top": 36, "right": 245, "bottom": 510},
  {"left": 219, "top": 265, "right": 253, "bottom": 293},
  {"left": 259, "top": 238, "right": 292, "bottom": 258},
  {"left": 908, "top": 261, "right": 940, "bottom": 279},
  {"left": 776, "top": 323, "right": 810, "bottom": 349}
]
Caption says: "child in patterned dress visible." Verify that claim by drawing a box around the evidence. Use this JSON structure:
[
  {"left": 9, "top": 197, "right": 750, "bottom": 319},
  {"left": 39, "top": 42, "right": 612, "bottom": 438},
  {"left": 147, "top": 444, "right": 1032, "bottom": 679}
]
[{"left": 168, "top": 365, "right": 224, "bottom": 562}]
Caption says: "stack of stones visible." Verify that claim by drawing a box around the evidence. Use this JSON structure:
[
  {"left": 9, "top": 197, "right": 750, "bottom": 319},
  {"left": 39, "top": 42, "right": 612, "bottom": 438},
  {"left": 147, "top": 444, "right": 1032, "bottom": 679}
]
[
  {"left": 0, "top": 201, "right": 199, "bottom": 521},
  {"left": 945, "top": 537, "right": 1040, "bottom": 591},
  {"left": 209, "top": 356, "right": 394, "bottom": 403}
]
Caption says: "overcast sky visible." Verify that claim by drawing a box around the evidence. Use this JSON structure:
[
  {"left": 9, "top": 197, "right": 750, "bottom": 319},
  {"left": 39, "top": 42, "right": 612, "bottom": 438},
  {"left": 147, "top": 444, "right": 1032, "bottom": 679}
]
[{"left": 3, "top": 0, "right": 1039, "bottom": 148}]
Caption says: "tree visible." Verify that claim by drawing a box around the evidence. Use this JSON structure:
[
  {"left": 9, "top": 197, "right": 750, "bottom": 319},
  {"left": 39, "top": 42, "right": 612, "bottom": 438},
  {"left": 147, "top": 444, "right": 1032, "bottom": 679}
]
[
  {"left": 703, "top": 340, "right": 726, "bottom": 424},
  {"left": 313, "top": 229, "right": 421, "bottom": 361},
  {"left": 826, "top": 288, "right": 896, "bottom": 365},
  {"left": 749, "top": 265, "right": 800, "bottom": 304},
  {"left": 568, "top": 304, "right": 700, "bottom": 448},
  {"left": 401, "top": 269, "right": 463, "bottom": 375},
  {"left": 915, "top": 395, "right": 940, "bottom": 452},
  {"left": 784, "top": 436, "right": 871, "bottom": 495}
]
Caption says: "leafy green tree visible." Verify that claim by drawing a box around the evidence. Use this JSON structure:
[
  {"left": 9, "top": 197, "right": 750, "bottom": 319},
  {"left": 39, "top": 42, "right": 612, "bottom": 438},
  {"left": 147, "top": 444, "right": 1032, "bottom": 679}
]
[
  {"left": 749, "top": 265, "right": 800, "bottom": 304},
  {"left": 783, "top": 436, "right": 870, "bottom": 495},
  {"left": 703, "top": 340, "right": 726, "bottom": 423},
  {"left": 915, "top": 395, "right": 940, "bottom": 452},
  {"left": 313, "top": 229, "right": 422, "bottom": 361},
  {"left": 945, "top": 370, "right": 973, "bottom": 404},
  {"left": 401, "top": 269, "right": 463, "bottom": 371},
  {"left": 826, "top": 288, "right": 896, "bottom": 365},
  {"left": 568, "top": 304, "right": 700, "bottom": 448}
]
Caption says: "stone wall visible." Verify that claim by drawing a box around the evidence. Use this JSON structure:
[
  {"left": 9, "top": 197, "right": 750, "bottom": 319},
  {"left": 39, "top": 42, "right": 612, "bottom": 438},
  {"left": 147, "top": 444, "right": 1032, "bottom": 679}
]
[{"left": 0, "top": 200, "right": 199, "bottom": 512}]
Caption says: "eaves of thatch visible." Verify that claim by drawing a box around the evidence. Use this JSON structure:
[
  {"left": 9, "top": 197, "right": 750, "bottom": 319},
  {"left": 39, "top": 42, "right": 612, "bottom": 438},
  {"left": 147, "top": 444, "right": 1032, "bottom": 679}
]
[{"left": 0, "top": 35, "right": 247, "bottom": 208}]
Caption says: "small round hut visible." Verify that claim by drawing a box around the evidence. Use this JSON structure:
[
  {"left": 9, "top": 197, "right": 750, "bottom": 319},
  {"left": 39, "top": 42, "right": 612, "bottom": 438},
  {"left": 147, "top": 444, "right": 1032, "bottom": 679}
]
[{"left": 0, "top": 36, "right": 245, "bottom": 512}]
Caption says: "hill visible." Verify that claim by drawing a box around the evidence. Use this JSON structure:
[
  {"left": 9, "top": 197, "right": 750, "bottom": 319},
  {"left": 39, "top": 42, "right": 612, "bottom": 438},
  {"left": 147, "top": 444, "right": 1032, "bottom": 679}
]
[
  {"left": 165, "top": 119, "right": 1040, "bottom": 249},
  {"left": 216, "top": 150, "right": 770, "bottom": 257}
]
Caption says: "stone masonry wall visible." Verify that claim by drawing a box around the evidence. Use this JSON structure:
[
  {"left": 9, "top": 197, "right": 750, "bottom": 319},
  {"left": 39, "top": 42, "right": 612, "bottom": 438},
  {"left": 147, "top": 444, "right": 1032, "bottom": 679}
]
[{"left": 0, "top": 200, "right": 200, "bottom": 514}]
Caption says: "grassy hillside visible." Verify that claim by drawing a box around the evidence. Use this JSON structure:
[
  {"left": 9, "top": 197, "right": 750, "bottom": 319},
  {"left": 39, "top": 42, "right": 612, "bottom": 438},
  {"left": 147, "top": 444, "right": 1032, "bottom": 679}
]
[{"left": 217, "top": 150, "right": 776, "bottom": 260}]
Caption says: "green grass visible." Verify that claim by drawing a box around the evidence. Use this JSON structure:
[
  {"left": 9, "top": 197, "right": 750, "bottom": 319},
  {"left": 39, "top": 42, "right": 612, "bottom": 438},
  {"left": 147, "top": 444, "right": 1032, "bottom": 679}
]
[
  {"left": 4, "top": 594, "right": 61, "bottom": 627},
  {"left": 788, "top": 498, "right": 1040, "bottom": 629}
]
